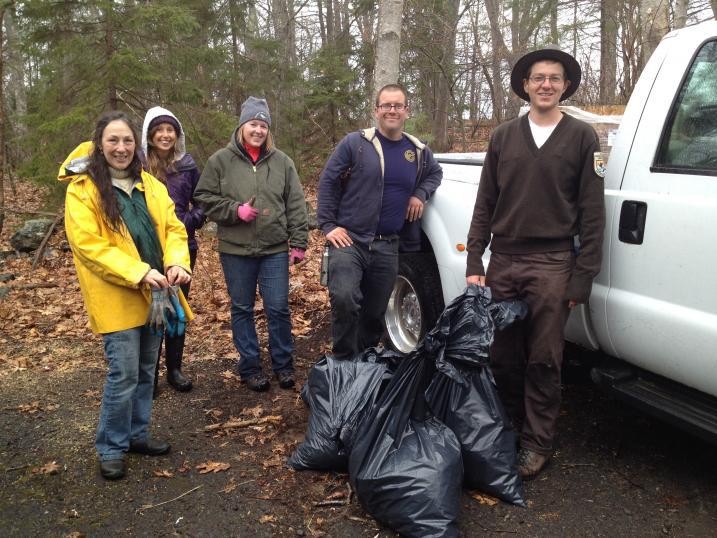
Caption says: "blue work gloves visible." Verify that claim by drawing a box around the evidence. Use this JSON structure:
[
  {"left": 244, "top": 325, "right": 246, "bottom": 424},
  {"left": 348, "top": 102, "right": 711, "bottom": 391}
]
[
  {"left": 166, "top": 286, "right": 186, "bottom": 337},
  {"left": 146, "top": 286, "right": 186, "bottom": 337}
]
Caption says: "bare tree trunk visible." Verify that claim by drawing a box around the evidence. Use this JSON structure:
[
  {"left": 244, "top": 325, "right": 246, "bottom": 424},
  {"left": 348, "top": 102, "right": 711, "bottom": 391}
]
[
  {"left": 641, "top": 0, "right": 670, "bottom": 64},
  {"left": 550, "top": 0, "right": 558, "bottom": 44},
  {"left": 485, "top": 0, "right": 507, "bottom": 122},
  {"left": 229, "top": 0, "right": 243, "bottom": 116},
  {"left": 373, "top": 0, "right": 403, "bottom": 96},
  {"left": 104, "top": 3, "right": 118, "bottom": 110},
  {"left": 0, "top": 6, "right": 6, "bottom": 236},
  {"left": 674, "top": 0, "right": 687, "bottom": 28},
  {"left": 4, "top": 5, "right": 25, "bottom": 164},
  {"left": 430, "top": 0, "right": 460, "bottom": 152},
  {"left": 600, "top": 0, "right": 618, "bottom": 104}
]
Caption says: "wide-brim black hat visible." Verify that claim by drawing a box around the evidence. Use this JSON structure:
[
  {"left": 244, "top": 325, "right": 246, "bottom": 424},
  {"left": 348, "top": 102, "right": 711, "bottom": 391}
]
[{"left": 510, "top": 45, "right": 581, "bottom": 102}]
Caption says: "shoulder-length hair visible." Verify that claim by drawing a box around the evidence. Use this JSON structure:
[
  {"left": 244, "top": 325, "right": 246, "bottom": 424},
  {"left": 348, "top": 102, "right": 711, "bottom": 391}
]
[
  {"left": 238, "top": 122, "right": 275, "bottom": 152},
  {"left": 87, "top": 111, "right": 143, "bottom": 232}
]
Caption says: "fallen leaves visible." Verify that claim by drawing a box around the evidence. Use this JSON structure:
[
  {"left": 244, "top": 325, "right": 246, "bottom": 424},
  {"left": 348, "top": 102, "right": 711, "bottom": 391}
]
[
  {"left": 32, "top": 461, "right": 61, "bottom": 475},
  {"left": 153, "top": 469, "right": 175, "bottom": 478},
  {"left": 259, "top": 514, "right": 276, "bottom": 524},
  {"left": 221, "top": 480, "right": 238, "bottom": 493},
  {"left": 468, "top": 491, "right": 499, "bottom": 506},
  {"left": 204, "top": 415, "right": 283, "bottom": 432},
  {"left": 196, "top": 461, "right": 231, "bottom": 474}
]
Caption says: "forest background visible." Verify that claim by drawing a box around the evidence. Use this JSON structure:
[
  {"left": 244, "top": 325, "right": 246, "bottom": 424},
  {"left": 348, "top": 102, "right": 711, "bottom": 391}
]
[{"left": 0, "top": 0, "right": 716, "bottom": 227}]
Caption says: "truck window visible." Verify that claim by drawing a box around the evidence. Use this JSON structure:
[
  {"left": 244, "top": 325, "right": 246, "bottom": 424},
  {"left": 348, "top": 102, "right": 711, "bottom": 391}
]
[{"left": 655, "top": 40, "right": 717, "bottom": 174}]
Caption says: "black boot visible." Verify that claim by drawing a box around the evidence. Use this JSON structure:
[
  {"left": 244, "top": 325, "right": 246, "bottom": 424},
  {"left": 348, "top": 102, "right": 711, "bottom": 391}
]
[
  {"left": 166, "top": 333, "right": 192, "bottom": 392},
  {"left": 167, "top": 367, "right": 192, "bottom": 392}
]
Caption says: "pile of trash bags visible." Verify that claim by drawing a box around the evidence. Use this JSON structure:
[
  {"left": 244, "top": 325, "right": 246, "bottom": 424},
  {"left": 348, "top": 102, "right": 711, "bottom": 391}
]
[{"left": 289, "top": 285, "right": 528, "bottom": 537}]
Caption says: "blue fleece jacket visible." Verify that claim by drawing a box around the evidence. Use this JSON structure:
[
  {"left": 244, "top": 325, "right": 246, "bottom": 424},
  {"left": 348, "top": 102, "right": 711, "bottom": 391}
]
[{"left": 317, "top": 128, "right": 442, "bottom": 252}]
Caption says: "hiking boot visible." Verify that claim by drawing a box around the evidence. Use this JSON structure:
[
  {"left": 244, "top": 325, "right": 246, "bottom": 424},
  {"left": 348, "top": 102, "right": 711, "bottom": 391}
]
[
  {"left": 517, "top": 448, "right": 551, "bottom": 480},
  {"left": 243, "top": 374, "right": 270, "bottom": 392},
  {"left": 276, "top": 371, "right": 295, "bottom": 389},
  {"left": 129, "top": 438, "right": 171, "bottom": 456},
  {"left": 100, "top": 459, "right": 126, "bottom": 480},
  {"left": 167, "top": 368, "right": 193, "bottom": 392}
]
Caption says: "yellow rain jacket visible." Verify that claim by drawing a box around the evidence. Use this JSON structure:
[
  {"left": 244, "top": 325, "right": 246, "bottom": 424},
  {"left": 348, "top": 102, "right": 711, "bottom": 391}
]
[{"left": 59, "top": 142, "right": 194, "bottom": 334}]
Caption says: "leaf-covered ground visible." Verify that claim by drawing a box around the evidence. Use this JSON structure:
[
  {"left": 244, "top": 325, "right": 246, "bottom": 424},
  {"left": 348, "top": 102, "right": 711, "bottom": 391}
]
[{"left": 2, "top": 179, "right": 716, "bottom": 537}]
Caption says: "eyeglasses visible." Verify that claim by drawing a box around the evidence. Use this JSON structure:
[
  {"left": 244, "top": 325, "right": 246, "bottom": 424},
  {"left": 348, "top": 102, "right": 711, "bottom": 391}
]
[
  {"left": 377, "top": 103, "right": 407, "bottom": 111},
  {"left": 528, "top": 75, "right": 565, "bottom": 85}
]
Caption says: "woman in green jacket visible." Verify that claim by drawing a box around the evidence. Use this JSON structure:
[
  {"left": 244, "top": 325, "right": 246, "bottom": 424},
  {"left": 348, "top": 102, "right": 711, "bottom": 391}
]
[{"left": 195, "top": 97, "right": 308, "bottom": 392}]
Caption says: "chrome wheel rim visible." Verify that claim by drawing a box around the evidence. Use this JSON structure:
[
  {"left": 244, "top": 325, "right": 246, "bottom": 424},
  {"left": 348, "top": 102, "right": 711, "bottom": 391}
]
[{"left": 385, "top": 275, "right": 422, "bottom": 353}]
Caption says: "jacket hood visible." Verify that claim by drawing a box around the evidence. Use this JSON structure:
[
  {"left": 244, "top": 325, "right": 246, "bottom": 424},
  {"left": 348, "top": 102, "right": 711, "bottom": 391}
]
[
  {"left": 141, "top": 106, "right": 187, "bottom": 162},
  {"left": 58, "top": 141, "right": 94, "bottom": 184},
  {"left": 361, "top": 127, "right": 426, "bottom": 150}
]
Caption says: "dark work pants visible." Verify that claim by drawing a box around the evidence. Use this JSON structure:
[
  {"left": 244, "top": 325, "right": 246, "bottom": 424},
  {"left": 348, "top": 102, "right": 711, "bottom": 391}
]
[
  {"left": 328, "top": 238, "right": 399, "bottom": 359},
  {"left": 486, "top": 251, "right": 574, "bottom": 455}
]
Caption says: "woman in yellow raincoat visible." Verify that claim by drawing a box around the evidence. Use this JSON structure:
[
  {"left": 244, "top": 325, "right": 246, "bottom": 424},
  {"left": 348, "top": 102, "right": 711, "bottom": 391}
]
[{"left": 60, "top": 111, "right": 193, "bottom": 480}]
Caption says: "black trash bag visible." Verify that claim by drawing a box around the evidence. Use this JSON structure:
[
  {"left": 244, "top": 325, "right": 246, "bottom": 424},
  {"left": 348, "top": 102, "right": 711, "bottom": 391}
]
[
  {"left": 288, "top": 348, "right": 400, "bottom": 471},
  {"left": 423, "top": 284, "right": 528, "bottom": 506},
  {"left": 349, "top": 353, "right": 463, "bottom": 538}
]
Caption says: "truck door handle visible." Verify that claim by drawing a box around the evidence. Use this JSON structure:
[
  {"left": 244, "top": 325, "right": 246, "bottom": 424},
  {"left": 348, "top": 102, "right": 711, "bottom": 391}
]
[{"left": 619, "top": 200, "right": 647, "bottom": 244}]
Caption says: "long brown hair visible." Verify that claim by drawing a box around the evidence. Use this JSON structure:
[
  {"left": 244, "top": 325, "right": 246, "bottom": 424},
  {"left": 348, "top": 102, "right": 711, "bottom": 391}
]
[
  {"left": 146, "top": 124, "right": 177, "bottom": 183},
  {"left": 88, "top": 111, "right": 143, "bottom": 232}
]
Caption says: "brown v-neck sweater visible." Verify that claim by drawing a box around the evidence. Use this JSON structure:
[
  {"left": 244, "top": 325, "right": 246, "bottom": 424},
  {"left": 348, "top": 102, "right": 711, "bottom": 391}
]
[{"left": 466, "top": 113, "right": 605, "bottom": 302}]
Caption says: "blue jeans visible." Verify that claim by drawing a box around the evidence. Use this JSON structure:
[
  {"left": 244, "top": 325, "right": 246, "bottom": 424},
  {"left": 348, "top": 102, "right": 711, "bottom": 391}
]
[
  {"left": 96, "top": 326, "right": 162, "bottom": 461},
  {"left": 328, "top": 238, "right": 399, "bottom": 359},
  {"left": 220, "top": 252, "right": 293, "bottom": 379}
]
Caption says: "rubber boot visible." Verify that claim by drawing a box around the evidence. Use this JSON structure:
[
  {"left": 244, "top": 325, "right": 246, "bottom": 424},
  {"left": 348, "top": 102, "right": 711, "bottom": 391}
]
[{"left": 166, "top": 333, "right": 192, "bottom": 392}]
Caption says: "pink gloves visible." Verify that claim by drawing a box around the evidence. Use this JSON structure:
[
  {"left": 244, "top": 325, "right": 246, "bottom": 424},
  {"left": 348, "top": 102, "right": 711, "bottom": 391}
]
[
  {"left": 237, "top": 200, "right": 258, "bottom": 222},
  {"left": 289, "top": 248, "right": 305, "bottom": 265}
]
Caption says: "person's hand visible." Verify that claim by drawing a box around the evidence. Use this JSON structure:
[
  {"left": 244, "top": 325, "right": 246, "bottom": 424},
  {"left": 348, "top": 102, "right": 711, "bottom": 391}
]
[
  {"left": 167, "top": 265, "right": 191, "bottom": 286},
  {"left": 142, "top": 268, "right": 169, "bottom": 288},
  {"left": 326, "top": 226, "right": 353, "bottom": 248},
  {"left": 406, "top": 196, "right": 425, "bottom": 222},
  {"left": 568, "top": 299, "right": 579, "bottom": 309},
  {"left": 466, "top": 274, "right": 486, "bottom": 287},
  {"left": 289, "top": 248, "right": 305, "bottom": 265},
  {"left": 237, "top": 195, "right": 258, "bottom": 222}
]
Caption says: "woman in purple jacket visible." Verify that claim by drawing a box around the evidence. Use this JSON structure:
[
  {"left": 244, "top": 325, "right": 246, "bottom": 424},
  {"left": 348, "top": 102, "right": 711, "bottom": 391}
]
[{"left": 141, "top": 106, "right": 205, "bottom": 393}]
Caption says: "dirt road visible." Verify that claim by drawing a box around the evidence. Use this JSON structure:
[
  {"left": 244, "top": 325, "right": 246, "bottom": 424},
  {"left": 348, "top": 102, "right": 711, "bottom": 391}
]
[{"left": 2, "top": 321, "right": 716, "bottom": 537}]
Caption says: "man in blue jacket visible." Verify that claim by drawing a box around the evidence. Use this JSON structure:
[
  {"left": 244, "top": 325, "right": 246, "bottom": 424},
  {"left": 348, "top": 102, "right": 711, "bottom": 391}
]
[{"left": 318, "top": 84, "right": 443, "bottom": 359}]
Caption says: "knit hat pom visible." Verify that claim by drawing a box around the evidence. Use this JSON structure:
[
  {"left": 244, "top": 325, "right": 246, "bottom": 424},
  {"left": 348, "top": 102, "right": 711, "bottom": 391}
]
[{"left": 239, "top": 96, "right": 271, "bottom": 128}]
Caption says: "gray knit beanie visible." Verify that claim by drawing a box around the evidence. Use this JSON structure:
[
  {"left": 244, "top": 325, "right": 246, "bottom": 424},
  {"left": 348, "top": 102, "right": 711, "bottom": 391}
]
[{"left": 239, "top": 96, "right": 271, "bottom": 127}]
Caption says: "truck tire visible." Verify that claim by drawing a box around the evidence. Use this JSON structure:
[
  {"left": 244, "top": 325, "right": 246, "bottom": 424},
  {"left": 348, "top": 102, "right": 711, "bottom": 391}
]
[{"left": 384, "top": 252, "right": 445, "bottom": 353}]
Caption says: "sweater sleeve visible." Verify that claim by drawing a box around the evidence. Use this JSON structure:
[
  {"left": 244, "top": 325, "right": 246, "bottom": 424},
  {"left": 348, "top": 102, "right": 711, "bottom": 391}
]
[
  {"left": 317, "top": 135, "right": 353, "bottom": 235},
  {"left": 466, "top": 133, "right": 500, "bottom": 277},
  {"left": 185, "top": 163, "right": 206, "bottom": 233},
  {"left": 194, "top": 152, "right": 241, "bottom": 225},
  {"left": 566, "top": 129, "right": 605, "bottom": 302},
  {"left": 283, "top": 156, "right": 309, "bottom": 250},
  {"left": 413, "top": 146, "right": 442, "bottom": 202}
]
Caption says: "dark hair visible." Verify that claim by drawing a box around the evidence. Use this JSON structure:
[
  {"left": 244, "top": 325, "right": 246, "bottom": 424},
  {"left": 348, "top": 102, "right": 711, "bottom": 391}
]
[
  {"left": 88, "top": 111, "right": 143, "bottom": 232},
  {"left": 525, "top": 59, "right": 568, "bottom": 81},
  {"left": 375, "top": 84, "right": 409, "bottom": 107}
]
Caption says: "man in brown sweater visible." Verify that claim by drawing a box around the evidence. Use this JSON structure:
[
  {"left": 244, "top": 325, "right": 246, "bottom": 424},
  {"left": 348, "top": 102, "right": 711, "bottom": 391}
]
[{"left": 466, "top": 46, "right": 605, "bottom": 479}]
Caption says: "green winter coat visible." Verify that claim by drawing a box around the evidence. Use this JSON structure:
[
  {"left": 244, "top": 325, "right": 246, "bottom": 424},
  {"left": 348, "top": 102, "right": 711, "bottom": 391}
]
[{"left": 195, "top": 128, "right": 308, "bottom": 256}]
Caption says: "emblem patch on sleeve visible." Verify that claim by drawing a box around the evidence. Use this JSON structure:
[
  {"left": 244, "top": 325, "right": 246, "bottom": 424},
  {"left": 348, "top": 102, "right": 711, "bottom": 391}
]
[
  {"left": 404, "top": 149, "right": 416, "bottom": 162},
  {"left": 593, "top": 152, "right": 606, "bottom": 178}
]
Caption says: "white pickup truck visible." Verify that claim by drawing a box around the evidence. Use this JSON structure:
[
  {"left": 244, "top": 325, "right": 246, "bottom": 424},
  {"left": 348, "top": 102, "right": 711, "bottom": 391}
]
[{"left": 384, "top": 20, "right": 717, "bottom": 442}]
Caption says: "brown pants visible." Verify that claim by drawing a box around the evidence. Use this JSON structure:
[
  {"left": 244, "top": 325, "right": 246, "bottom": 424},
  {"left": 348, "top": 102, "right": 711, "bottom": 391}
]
[{"left": 487, "top": 251, "right": 574, "bottom": 455}]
